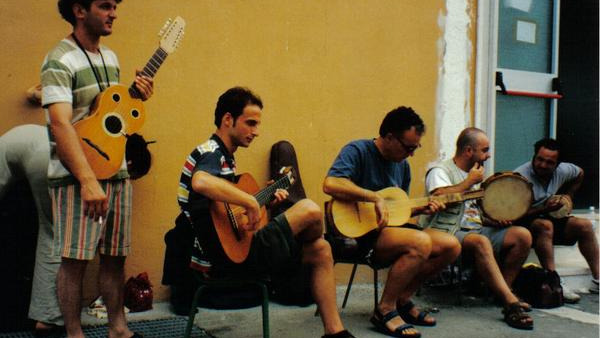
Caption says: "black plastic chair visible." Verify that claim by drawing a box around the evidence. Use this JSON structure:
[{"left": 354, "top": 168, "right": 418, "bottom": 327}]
[{"left": 183, "top": 271, "right": 270, "bottom": 338}]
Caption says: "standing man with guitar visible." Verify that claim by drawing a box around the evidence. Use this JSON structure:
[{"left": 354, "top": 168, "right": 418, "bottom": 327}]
[
  {"left": 177, "top": 87, "right": 355, "bottom": 338},
  {"left": 421, "top": 128, "right": 533, "bottom": 330},
  {"left": 42, "top": 1, "right": 153, "bottom": 337},
  {"left": 323, "top": 107, "right": 460, "bottom": 338},
  {"left": 515, "top": 138, "right": 599, "bottom": 301}
]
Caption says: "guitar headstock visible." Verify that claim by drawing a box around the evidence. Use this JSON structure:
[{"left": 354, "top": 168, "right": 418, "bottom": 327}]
[
  {"left": 279, "top": 166, "right": 295, "bottom": 186},
  {"left": 158, "top": 16, "right": 186, "bottom": 54}
]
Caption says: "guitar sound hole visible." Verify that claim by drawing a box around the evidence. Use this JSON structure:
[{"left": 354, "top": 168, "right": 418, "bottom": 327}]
[
  {"left": 131, "top": 109, "right": 139, "bottom": 118},
  {"left": 112, "top": 93, "right": 120, "bottom": 102},
  {"left": 105, "top": 116, "right": 123, "bottom": 134}
]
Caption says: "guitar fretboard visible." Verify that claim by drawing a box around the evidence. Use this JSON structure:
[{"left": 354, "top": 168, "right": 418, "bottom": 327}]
[
  {"left": 254, "top": 175, "right": 292, "bottom": 206},
  {"left": 128, "top": 47, "right": 169, "bottom": 98},
  {"left": 389, "top": 189, "right": 485, "bottom": 209}
]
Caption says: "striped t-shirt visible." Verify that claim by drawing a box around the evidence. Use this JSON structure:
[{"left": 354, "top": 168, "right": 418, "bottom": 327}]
[
  {"left": 41, "top": 38, "right": 127, "bottom": 186},
  {"left": 177, "top": 134, "right": 236, "bottom": 271}
]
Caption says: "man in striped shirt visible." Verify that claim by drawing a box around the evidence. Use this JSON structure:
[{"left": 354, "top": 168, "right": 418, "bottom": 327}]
[
  {"left": 177, "top": 87, "right": 355, "bottom": 338},
  {"left": 42, "top": 1, "right": 153, "bottom": 337}
]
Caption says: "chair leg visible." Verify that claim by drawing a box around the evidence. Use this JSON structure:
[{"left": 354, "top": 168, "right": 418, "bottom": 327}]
[
  {"left": 258, "top": 282, "right": 270, "bottom": 338},
  {"left": 373, "top": 268, "right": 379, "bottom": 309},
  {"left": 456, "top": 262, "right": 463, "bottom": 305},
  {"left": 342, "top": 263, "right": 359, "bottom": 309},
  {"left": 184, "top": 285, "right": 206, "bottom": 338}
]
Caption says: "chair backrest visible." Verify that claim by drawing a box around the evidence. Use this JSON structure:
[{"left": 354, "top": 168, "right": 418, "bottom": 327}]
[{"left": 323, "top": 201, "right": 362, "bottom": 262}]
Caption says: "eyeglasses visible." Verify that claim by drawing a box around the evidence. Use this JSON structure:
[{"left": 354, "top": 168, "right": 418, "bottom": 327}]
[{"left": 395, "top": 136, "right": 421, "bottom": 153}]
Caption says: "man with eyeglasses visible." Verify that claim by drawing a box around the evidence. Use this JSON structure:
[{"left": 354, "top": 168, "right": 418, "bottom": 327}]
[
  {"left": 420, "top": 127, "right": 534, "bottom": 330},
  {"left": 323, "top": 106, "right": 461, "bottom": 338}
]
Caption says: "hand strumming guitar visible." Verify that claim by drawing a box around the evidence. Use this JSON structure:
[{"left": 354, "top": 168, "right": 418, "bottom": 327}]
[
  {"left": 374, "top": 191, "right": 389, "bottom": 229},
  {"left": 241, "top": 195, "right": 261, "bottom": 231}
]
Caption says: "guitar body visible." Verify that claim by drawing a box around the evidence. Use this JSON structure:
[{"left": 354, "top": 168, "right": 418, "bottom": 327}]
[
  {"left": 330, "top": 187, "right": 412, "bottom": 238},
  {"left": 74, "top": 84, "right": 146, "bottom": 179},
  {"left": 210, "top": 173, "right": 268, "bottom": 264}
]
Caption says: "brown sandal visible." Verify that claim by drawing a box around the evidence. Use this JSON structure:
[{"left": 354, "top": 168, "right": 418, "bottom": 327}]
[{"left": 503, "top": 302, "right": 533, "bottom": 330}]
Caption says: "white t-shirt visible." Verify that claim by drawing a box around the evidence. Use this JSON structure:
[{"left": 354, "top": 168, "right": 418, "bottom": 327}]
[{"left": 426, "top": 166, "right": 482, "bottom": 230}]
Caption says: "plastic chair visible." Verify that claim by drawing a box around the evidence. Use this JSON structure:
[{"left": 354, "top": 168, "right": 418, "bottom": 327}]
[
  {"left": 183, "top": 271, "right": 270, "bottom": 338},
  {"left": 324, "top": 201, "right": 379, "bottom": 310}
]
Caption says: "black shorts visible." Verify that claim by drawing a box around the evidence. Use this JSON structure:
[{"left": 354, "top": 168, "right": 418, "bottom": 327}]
[
  {"left": 522, "top": 215, "right": 576, "bottom": 246},
  {"left": 213, "top": 213, "right": 302, "bottom": 277}
]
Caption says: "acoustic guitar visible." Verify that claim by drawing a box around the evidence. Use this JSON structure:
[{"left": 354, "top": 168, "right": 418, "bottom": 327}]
[
  {"left": 211, "top": 167, "right": 295, "bottom": 263},
  {"left": 73, "top": 17, "right": 185, "bottom": 179},
  {"left": 328, "top": 187, "right": 484, "bottom": 238}
]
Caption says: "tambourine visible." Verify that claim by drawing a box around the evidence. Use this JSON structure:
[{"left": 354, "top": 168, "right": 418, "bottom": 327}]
[
  {"left": 479, "top": 172, "right": 533, "bottom": 222},
  {"left": 547, "top": 194, "right": 573, "bottom": 218}
]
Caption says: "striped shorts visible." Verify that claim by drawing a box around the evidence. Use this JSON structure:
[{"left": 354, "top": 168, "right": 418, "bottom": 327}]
[{"left": 50, "top": 179, "right": 132, "bottom": 260}]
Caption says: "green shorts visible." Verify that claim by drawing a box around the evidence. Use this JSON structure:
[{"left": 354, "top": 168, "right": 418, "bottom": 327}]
[{"left": 50, "top": 179, "right": 132, "bottom": 260}]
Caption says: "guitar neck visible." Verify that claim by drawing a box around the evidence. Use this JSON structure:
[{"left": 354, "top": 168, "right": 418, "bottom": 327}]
[
  {"left": 253, "top": 176, "right": 292, "bottom": 207},
  {"left": 128, "top": 47, "right": 169, "bottom": 98},
  {"left": 402, "top": 189, "right": 485, "bottom": 209}
]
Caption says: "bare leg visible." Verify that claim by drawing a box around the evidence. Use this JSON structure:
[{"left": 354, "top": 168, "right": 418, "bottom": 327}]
[
  {"left": 530, "top": 219, "right": 556, "bottom": 271},
  {"left": 99, "top": 255, "right": 132, "bottom": 338},
  {"left": 500, "top": 226, "right": 532, "bottom": 287},
  {"left": 462, "top": 234, "right": 518, "bottom": 305},
  {"left": 395, "top": 229, "right": 460, "bottom": 325},
  {"left": 399, "top": 229, "right": 461, "bottom": 300},
  {"left": 373, "top": 227, "right": 431, "bottom": 334},
  {"left": 57, "top": 258, "right": 88, "bottom": 338},
  {"left": 565, "top": 217, "right": 599, "bottom": 279},
  {"left": 284, "top": 199, "right": 345, "bottom": 335}
]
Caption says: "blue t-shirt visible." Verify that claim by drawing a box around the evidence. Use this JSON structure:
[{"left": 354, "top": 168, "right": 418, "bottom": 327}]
[
  {"left": 327, "top": 139, "right": 411, "bottom": 193},
  {"left": 514, "top": 161, "right": 581, "bottom": 208}
]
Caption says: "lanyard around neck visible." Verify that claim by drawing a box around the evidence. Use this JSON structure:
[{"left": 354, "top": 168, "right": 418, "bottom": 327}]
[{"left": 71, "top": 34, "right": 111, "bottom": 92}]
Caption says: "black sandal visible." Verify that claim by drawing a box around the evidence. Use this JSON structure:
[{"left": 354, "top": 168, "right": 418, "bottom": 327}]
[
  {"left": 322, "top": 329, "right": 356, "bottom": 338},
  {"left": 370, "top": 308, "right": 421, "bottom": 338},
  {"left": 397, "top": 300, "right": 436, "bottom": 327},
  {"left": 503, "top": 302, "right": 534, "bottom": 330}
]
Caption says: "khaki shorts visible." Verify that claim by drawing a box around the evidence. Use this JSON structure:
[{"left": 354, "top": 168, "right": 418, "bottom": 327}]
[{"left": 50, "top": 179, "right": 132, "bottom": 260}]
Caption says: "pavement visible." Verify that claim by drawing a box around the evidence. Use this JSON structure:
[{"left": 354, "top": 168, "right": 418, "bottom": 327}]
[
  {"left": 82, "top": 281, "right": 599, "bottom": 338},
  {"left": 78, "top": 210, "right": 600, "bottom": 337}
]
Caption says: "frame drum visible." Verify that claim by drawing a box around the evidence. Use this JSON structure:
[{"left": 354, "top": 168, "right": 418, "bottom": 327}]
[
  {"left": 547, "top": 195, "right": 573, "bottom": 218},
  {"left": 480, "top": 172, "right": 532, "bottom": 221}
]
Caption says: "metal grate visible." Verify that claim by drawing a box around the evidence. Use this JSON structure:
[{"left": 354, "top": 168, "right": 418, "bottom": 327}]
[{"left": 0, "top": 317, "right": 214, "bottom": 338}]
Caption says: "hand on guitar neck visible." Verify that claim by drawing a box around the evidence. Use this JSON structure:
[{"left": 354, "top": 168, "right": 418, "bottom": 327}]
[{"left": 133, "top": 70, "right": 154, "bottom": 101}]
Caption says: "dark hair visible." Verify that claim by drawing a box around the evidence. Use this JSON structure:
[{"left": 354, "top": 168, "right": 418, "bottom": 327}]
[
  {"left": 214, "top": 87, "right": 263, "bottom": 127},
  {"left": 378, "top": 106, "right": 425, "bottom": 138},
  {"left": 456, "top": 127, "right": 486, "bottom": 154},
  {"left": 534, "top": 138, "right": 560, "bottom": 156},
  {"left": 58, "top": 0, "right": 122, "bottom": 26},
  {"left": 125, "top": 133, "right": 152, "bottom": 180}
]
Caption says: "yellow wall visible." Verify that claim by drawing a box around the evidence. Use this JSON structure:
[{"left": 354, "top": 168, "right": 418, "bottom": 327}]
[{"left": 0, "top": 1, "right": 476, "bottom": 302}]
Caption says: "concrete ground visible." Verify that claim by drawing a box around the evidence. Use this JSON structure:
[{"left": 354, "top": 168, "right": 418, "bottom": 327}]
[
  {"left": 79, "top": 210, "right": 599, "bottom": 337},
  {"left": 82, "top": 282, "right": 598, "bottom": 338}
]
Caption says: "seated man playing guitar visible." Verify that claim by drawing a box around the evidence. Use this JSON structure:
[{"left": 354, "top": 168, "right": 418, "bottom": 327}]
[
  {"left": 323, "top": 107, "right": 460, "bottom": 338},
  {"left": 177, "top": 87, "right": 355, "bottom": 338}
]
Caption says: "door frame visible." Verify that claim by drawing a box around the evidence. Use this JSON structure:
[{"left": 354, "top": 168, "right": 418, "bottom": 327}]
[{"left": 475, "top": 0, "right": 561, "bottom": 172}]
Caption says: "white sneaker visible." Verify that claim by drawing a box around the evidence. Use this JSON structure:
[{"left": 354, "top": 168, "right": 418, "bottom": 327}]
[
  {"left": 561, "top": 283, "right": 581, "bottom": 303},
  {"left": 590, "top": 279, "right": 599, "bottom": 294}
]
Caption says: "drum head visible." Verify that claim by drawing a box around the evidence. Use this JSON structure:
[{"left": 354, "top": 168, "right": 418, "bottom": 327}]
[
  {"left": 481, "top": 172, "right": 532, "bottom": 221},
  {"left": 548, "top": 195, "right": 573, "bottom": 218}
]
